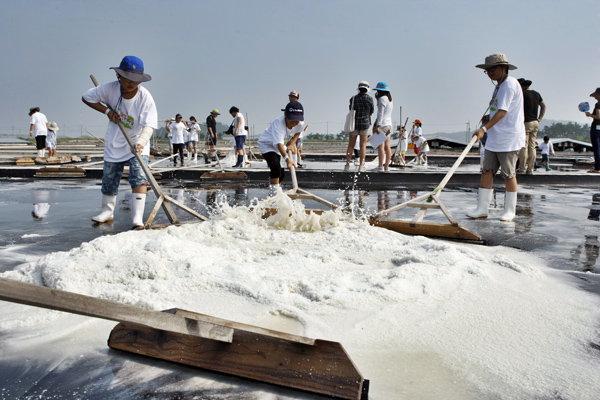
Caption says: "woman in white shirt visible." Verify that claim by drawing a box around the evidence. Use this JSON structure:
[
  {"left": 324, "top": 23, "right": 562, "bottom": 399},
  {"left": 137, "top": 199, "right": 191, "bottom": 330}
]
[
  {"left": 188, "top": 116, "right": 201, "bottom": 161},
  {"left": 373, "top": 82, "right": 394, "bottom": 172},
  {"left": 230, "top": 106, "right": 247, "bottom": 168}
]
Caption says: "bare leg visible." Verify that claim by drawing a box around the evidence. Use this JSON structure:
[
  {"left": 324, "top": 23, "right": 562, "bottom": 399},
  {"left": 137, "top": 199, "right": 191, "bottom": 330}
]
[
  {"left": 359, "top": 135, "right": 368, "bottom": 167},
  {"left": 345, "top": 135, "right": 358, "bottom": 167}
]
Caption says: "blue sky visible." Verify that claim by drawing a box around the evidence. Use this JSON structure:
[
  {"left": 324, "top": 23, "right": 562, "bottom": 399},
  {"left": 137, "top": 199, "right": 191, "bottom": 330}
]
[{"left": 1, "top": 0, "right": 598, "bottom": 138}]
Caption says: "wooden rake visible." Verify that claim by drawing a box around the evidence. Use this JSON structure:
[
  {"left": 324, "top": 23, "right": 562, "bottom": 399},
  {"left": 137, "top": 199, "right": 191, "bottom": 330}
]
[
  {"left": 90, "top": 74, "right": 207, "bottom": 228},
  {"left": 369, "top": 136, "right": 483, "bottom": 242}
]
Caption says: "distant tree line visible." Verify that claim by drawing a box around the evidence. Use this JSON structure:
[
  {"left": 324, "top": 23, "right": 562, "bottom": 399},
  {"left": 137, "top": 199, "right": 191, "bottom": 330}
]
[{"left": 540, "top": 122, "right": 590, "bottom": 142}]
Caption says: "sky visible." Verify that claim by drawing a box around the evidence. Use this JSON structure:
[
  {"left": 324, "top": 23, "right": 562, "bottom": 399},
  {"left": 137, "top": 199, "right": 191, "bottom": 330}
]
[{"left": 0, "top": 0, "right": 598, "bottom": 139}]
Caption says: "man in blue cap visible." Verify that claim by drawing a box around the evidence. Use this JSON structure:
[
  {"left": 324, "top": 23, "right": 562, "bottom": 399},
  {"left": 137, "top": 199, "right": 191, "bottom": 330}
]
[{"left": 82, "top": 55, "right": 158, "bottom": 228}]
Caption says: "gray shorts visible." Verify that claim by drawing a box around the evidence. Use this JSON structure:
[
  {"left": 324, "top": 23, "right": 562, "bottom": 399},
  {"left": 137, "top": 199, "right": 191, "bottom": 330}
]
[
  {"left": 380, "top": 125, "right": 392, "bottom": 138},
  {"left": 350, "top": 128, "right": 370, "bottom": 136},
  {"left": 482, "top": 149, "right": 518, "bottom": 179}
]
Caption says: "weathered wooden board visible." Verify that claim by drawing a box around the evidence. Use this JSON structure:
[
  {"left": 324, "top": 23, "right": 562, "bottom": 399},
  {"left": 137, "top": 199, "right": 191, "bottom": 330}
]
[
  {"left": 15, "top": 158, "right": 35, "bottom": 166},
  {"left": 35, "top": 166, "right": 86, "bottom": 177},
  {"left": 369, "top": 218, "right": 482, "bottom": 241},
  {"left": 201, "top": 171, "right": 248, "bottom": 179},
  {"left": 108, "top": 308, "right": 366, "bottom": 400},
  {"left": 0, "top": 278, "right": 233, "bottom": 343}
]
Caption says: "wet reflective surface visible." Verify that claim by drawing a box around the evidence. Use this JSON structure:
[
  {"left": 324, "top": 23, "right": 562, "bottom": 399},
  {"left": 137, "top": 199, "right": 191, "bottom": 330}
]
[
  {"left": 1, "top": 178, "right": 599, "bottom": 399},
  {"left": 1, "top": 179, "right": 599, "bottom": 276}
]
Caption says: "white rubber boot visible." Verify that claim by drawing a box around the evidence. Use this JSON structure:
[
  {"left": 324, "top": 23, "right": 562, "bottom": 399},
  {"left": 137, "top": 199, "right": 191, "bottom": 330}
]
[
  {"left": 131, "top": 193, "right": 146, "bottom": 228},
  {"left": 499, "top": 191, "right": 517, "bottom": 222},
  {"left": 92, "top": 194, "right": 117, "bottom": 223},
  {"left": 37, "top": 150, "right": 43, "bottom": 158},
  {"left": 467, "top": 188, "right": 493, "bottom": 219},
  {"left": 194, "top": 153, "right": 197, "bottom": 161}
]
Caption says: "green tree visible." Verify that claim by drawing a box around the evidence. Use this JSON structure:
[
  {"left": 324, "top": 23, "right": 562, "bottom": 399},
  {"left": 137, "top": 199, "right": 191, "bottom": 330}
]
[{"left": 540, "top": 122, "right": 590, "bottom": 142}]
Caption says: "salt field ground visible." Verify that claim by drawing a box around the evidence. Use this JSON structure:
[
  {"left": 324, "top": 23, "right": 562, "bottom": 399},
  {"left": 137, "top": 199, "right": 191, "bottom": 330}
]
[{"left": 0, "top": 179, "right": 599, "bottom": 399}]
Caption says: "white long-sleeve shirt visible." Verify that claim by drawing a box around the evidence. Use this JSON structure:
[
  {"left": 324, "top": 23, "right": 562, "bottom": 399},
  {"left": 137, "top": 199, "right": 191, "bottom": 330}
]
[{"left": 376, "top": 96, "right": 393, "bottom": 127}]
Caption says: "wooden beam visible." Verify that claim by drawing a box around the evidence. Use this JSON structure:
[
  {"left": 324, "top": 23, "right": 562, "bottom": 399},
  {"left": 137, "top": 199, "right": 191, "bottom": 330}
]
[
  {"left": 0, "top": 278, "right": 233, "bottom": 343},
  {"left": 108, "top": 308, "right": 366, "bottom": 400},
  {"left": 369, "top": 218, "right": 482, "bottom": 241}
]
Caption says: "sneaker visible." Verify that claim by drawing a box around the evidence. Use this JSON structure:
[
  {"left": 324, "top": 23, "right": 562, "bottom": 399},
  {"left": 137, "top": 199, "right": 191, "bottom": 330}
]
[
  {"left": 384, "top": 166, "right": 389, "bottom": 172},
  {"left": 546, "top": 167, "right": 552, "bottom": 171},
  {"left": 344, "top": 165, "right": 350, "bottom": 171},
  {"left": 371, "top": 166, "right": 384, "bottom": 172},
  {"left": 525, "top": 171, "right": 533, "bottom": 175}
]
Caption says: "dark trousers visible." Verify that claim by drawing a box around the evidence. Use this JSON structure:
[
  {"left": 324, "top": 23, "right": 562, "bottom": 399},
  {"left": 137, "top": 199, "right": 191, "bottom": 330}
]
[
  {"left": 173, "top": 143, "right": 185, "bottom": 164},
  {"left": 591, "top": 129, "right": 600, "bottom": 170}
]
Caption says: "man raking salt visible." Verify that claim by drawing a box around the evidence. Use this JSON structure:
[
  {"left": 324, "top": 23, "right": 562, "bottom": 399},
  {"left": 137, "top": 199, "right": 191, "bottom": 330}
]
[{"left": 82, "top": 56, "right": 158, "bottom": 228}]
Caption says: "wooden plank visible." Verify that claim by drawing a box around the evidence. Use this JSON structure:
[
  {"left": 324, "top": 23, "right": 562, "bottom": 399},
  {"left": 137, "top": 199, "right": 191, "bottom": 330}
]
[
  {"left": 108, "top": 308, "right": 365, "bottom": 400},
  {"left": 175, "top": 309, "right": 315, "bottom": 345},
  {"left": 369, "top": 218, "right": 482, "bottom": 241},
  {"left": 0, "top": 277, "right": 233, "bottom": 343},
  {"left": 406, "top": 203, "right": 441, "bottom": 209},
  {"left": 16, "top": 158, "right": 35, "bottom": 166},
  {"left": 410, "top": 208, "right": 428, "bottom": 224},
  {"left": 162, "top": 194, "right": 208, "bottom": 221},
  {"left": 201, "top": 171, "right": 248, "bottom": 179}
]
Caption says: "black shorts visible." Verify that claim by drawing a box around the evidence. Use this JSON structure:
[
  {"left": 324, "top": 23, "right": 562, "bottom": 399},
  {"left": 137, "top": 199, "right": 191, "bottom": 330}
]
[
  {"left": 35, "top": 135, "right": 46, "bottom": 150},
  {"left": 262, "top": 152, "right": 286, "bottom": 181}
]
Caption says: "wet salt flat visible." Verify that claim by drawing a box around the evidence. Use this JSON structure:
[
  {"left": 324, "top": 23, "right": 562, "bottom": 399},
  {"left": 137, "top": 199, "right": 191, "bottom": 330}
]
[{"left": 1, "top": 179, "right": 600, "bottom": 399}]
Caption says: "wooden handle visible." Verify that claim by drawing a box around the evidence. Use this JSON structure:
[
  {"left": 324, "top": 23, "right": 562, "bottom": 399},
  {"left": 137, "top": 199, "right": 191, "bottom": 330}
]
[{"left": 0, "top": 277, "right": 233, "bottom": 342}]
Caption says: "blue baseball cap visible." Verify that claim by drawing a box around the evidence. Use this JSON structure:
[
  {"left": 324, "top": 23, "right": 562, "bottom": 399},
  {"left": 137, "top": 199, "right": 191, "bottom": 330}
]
[
  {"left": 284, "top": 101, "right": 304, "bottom": 121},
  {"left": 373, "top": 82, "right": 390, "bottom": 92},
  {"left": 110, "top": 56, "right": 152, "bottom": 83}
]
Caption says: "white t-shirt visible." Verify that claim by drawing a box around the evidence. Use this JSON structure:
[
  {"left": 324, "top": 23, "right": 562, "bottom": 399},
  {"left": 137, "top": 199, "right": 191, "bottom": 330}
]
[
  {"left": 83, "top": 81, "right": 157, "bottom": 162},
  {"left": 486, "top": 76, "right": 525, "bottom": 152},
  {"left": 376, "top": 96, "right": 393, "bottom": 127},
  {"left": 287, "top": 121, "right": 305, "bottom": 141},
  {"left": 189, "top": 123, "right": 201, "bottom": 142},
  {"left": 168, "top": 122, "right": 187, "bottom": 144},
  {"left": 414, "top": 127, "right": 422, "bottom": 137},
  {"left": 413, "top": 136, "right": 430, "bottom": 153},
  {"left": 539, "top": 141, "right": 554, "bottom": 155},
  {"left": 400, "top": 130, "right": 408, "bottom": 151},
  {"left": 233, "top": 113, "right": 247, "bottom": 136},
  {"left": 257, "top": 115, "right": 304, "bottom": 156},
  {"left": 30, "top": 112, "right": 48, "bottom": 137}
]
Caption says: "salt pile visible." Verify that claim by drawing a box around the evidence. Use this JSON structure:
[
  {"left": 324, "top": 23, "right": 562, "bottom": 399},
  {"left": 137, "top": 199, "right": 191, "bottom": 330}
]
[{"left": 2, "top": 193, "right": 600, "bottom": 399}]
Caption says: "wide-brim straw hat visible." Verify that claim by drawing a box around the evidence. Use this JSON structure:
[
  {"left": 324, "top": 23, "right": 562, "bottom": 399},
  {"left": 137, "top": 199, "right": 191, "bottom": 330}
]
[
  {"left": 475, "top": 53, "right": 517, "bottom": 70},
  {"left": 48, "top": 122, "right": 60, "bottom": 131}
]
